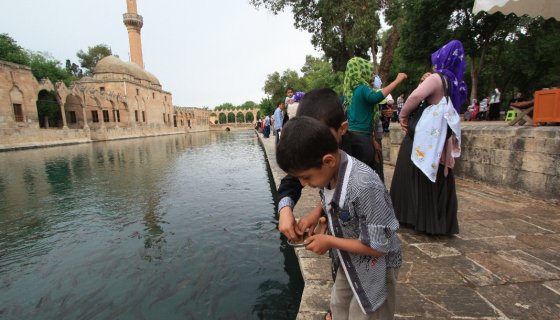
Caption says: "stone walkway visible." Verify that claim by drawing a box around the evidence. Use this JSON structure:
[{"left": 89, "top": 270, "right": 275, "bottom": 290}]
[{"left": 258, "top": 130, "right": 560, "bottom": 320}]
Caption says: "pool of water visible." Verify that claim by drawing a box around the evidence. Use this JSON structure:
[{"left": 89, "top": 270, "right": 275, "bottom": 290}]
[{"left": 0, "top": 131, "right": 303, "bottom": 319}]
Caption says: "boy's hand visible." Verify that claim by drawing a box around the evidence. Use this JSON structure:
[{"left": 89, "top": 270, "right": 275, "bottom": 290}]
[
  {"left": 297, "top": 215, "right": 319, "bottom": 237},
  {"left": 304, "top": 234, "right": 332, "bottom": 255}
]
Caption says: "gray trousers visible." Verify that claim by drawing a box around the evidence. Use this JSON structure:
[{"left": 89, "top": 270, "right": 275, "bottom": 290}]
[{"left": 330, "top": 267, "right": 398, "bottom": 320}]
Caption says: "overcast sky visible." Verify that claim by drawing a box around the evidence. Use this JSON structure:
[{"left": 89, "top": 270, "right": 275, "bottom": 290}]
[{"left": 0, "top": 0, "right": 322, "bottom": 108}]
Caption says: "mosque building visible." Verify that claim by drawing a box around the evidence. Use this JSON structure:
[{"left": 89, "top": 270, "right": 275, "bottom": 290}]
[{"left": 0, "top": 0, "right": 212, "bottom": 149}]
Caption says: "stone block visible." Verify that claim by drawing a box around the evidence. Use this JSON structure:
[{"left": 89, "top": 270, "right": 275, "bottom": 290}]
[
  {"left": 477, "top": 282, "right": 560, "bottom": 320},
  {"left": 467, "top": 250, "right": 560, "bottom": 283},
  {"left": 520, "top": 152, "right": 558, "bottom": 175},
  {"left": 297, "top": 281, "right": 333, "bottom": 315},
  {"left": 298, "top": 257, "right": 331, "bottom": 282}
]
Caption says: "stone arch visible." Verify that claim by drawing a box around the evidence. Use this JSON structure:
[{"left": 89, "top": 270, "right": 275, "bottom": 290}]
[
  {"left": 246, "top": 111, "right": 255, "bottom": 123},
  {"left": 236, "top": 112, "right": 245, "bottom": 123},
  {"left": 36, "top": 89, "right": 61, "bottom": 128},
  {"left": 218, "top": 112, "right": 227, "bottom": 124},
  {"left": 227, "top": 112, "right": 235, "bottom": 123}
]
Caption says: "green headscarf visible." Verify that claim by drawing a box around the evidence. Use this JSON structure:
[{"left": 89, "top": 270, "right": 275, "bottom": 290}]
[
  {"left": 343, "top": 57, "right": 381, "bottom": 128},
  {"left": 343, "top": 57, "right": 374, "bottom": 106}
]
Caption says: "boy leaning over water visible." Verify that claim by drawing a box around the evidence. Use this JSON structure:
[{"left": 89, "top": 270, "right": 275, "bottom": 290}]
[{"left": 276, "top": 116, "right": 402, "bottom": 320}]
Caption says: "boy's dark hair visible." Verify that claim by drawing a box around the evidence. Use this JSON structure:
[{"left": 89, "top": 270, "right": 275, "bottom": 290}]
[
  {"left": 276, "top": 116, "right": 338, "bottom": 173},
  {"left": 296, "top": 88, "right": 345, "bottom": 130},
  {"left": 286, "top": 87, "right": 294, "bottom": 92}
]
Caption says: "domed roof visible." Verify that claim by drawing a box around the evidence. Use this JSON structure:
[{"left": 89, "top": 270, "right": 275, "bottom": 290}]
[{"left": 94, "top": 55, "right": 160, "bottom": 85}]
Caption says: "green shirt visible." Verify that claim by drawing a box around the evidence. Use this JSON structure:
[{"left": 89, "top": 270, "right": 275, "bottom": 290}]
[{"left": 347, "top": 84, "right": 385, "bottom": 135}]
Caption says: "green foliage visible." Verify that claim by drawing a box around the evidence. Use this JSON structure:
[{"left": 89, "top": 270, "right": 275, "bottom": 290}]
[
  {"left": 300, "top": 55, "right": 344, "bottom": 94},
  {"left": 214, "top": 102, "right": 236, "bottom": 111},
  {"left": 390, "top": 0, "right": 560, "bottom": 109},
  {"left": 76, "top": 44, "right": 112, "bottom": 75},
  {"left": 258, "top": 97, "right": 275, "bottom": 117},
  {"left": 29, "top": 52, "right": 76, "bottom": 86},
  {"left": 250, "top": 0, "right": 381, "bottom": 71},
  {"left": 263, "top": 69, "right": 306, "bottom": 105},
  {"left": 0, "top": 33, "right": 30, "bottom": 65},
  {"left": 240, "top": 101, "right": 258, "bottom": 109},
  {"left": 65, "top": 59, "right": 83, "bottom": 78}
]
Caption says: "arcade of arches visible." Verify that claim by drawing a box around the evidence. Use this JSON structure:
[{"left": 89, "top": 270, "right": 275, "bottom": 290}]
[{"left": 209, "top": 109, "right": 261, "bottom": 125}]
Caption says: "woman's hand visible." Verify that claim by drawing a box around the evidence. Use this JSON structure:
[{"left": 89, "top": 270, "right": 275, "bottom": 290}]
[{"left": 399, "top": 117, "right": 409, "bottom": 133}]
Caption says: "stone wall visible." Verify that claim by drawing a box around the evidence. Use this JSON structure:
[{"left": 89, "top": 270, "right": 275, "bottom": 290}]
[
  {"left": 383, "top": 124, "right": 560, "bottom": 203},
  {"left": 0, "top": 127, "right": 91, "bottom": 151}
]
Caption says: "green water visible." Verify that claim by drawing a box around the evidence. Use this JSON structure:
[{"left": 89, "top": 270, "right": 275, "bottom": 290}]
[{"left": 0, "top": 131, "right": 303, "bottom": 319}]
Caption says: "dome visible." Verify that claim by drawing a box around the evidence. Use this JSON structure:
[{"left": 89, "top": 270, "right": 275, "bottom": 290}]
[{"left": 94, "top": 55, "right": 160, "bottom": 86}]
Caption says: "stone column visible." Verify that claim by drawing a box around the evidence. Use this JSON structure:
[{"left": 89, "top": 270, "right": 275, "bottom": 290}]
[{"left": 123, "top": 0, "right": 144, "bottom": 68}]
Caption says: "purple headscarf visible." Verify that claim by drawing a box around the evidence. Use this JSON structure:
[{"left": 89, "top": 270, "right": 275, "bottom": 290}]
[{"left": 431, "top": 40, "right": 468, "bottom": 113}]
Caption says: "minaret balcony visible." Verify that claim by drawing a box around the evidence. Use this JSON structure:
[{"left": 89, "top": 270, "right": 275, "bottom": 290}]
[{"left": 123, "top": 13, "right": 143, "bottom": 28}]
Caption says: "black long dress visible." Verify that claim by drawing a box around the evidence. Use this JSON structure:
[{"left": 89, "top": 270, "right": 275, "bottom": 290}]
[{"left": 390, "top": 133, "right": 459, "bottom": 235}]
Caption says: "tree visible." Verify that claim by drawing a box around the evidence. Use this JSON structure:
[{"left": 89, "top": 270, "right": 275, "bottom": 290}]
[
  {"left": 76, "top": 44, "right": 112, "bottom": 75},
  {"left": 250, "top": 0, "right": 382, "bottom": 71},
  {"left": 65, "top": 59, "right": 83, "bottom": 78},
  {"left": 263, "top": 69, "right": 305, "bottom": 105},
  {"left": 300, "top": 55, "right": 344, "bottom": 93},
  {"left": 240, "top": 101, "right": 258, "bottom": 109},
  {"left": 214, "top": 103, "right": 235, "bottom": 111},
  {"left": 258, "top": 97, "right": 275, "bottom": 117},
  {"left": 29, "top": 52, "right": 76, "bottom": 86},
  {"left": 0, "top": 33, "right": 30, "bottom": 65}
]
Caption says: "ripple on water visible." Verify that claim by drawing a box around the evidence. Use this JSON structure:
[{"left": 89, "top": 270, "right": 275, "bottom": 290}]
[{"left": 0, "top": 132, "right": 302, "bottom": 319}]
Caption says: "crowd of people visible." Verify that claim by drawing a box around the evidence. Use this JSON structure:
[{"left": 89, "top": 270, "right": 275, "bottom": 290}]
[{"left": 270, "top": 39, "right": 468, "bottom": 320}]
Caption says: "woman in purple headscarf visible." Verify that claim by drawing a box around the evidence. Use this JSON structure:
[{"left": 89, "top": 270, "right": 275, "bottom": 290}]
[{"left": 390, "top": 40, "right": 468, "bottom": 236}]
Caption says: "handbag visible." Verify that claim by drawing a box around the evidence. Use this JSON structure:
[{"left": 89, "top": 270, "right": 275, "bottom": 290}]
[{"left": 407, "top": 73, "right": 449, "bottom": 139}]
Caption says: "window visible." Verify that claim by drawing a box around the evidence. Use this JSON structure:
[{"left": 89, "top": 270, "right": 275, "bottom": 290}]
[
  {"left": 92, "top": 111, "right": 99, "bottom": 123},
  {"left": 142, "top": 111, "right": 146, "bottom": 122},
  {"left": 136, "top": 88, "right": 140, "bottom": 95},
  {"left": 115, "top": 110, "right": 120, "bottom": 122},
  {"left": 69, "top": 111, "right": 77, "bottom": 124},
  {"left": 13, "top": 104, "right": 23, "bottom": 122},
  {"left": 163, "top": 113, "right": 166, "bottom": 123},
  {"left": 103, "top": 110, "right": 110, "bottom": 122},
  {"left": 135, "top": 110, "right": 139, "bottom": 122},
  {"left": 152, "top": 92, "right": 155, "bottom": 99},
  {"left": 164, "top": 96, "right": 167, "bottom": 102},
  {"left": 100, "top": 87, "right": 105, "bottom": 94}
]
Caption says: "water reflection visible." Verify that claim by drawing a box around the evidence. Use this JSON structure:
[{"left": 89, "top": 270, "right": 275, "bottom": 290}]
[{"left": 0, "top": 131, "right": 303, "bottom": 319}]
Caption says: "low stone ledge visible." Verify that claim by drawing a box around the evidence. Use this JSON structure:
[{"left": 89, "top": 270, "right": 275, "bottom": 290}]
[{"left": 384, "top": 122, "right": 560, "bottom": 203}]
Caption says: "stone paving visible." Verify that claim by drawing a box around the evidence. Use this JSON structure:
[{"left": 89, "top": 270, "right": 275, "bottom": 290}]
[{"left": 258, "top": 129, "right": 560, "bottom": 320}]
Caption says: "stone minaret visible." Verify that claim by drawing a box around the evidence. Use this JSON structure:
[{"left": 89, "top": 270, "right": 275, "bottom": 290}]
[{"left": 123, "top": 0, "right": 144, "bottom": 68}]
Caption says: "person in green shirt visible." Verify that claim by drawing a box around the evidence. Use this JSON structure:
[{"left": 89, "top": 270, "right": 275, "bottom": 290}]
[{"left": 342, "top": 57, "right": 407, "bottom": 180}]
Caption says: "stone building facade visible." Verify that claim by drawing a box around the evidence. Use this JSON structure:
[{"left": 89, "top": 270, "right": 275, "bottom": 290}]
[{"left": 0, "top": 57, "right": 211, "bottom": 150}]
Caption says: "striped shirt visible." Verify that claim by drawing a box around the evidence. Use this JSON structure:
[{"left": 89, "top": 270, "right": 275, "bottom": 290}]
[{"left": 321, "top": 151, "right": 402, "bottom": 314}]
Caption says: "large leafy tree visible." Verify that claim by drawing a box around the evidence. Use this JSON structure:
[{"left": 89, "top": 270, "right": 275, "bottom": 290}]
[
  {"left": 76, "top": 44, "right": 112, "bottom": 75},
  {"left": 250, "top": 0, "right": 382, "bottom": 71},
  {"left": 29, "top": 52, "right": 76, "bottom": 86},
  {"left": 300, "top": 55, "right": 344, "bottom": 93},
  {"left": 262, "top": 69, "right": 305, "bottom": 105},
  {"left": 391, "top": 0, "right": 560, "bottom": 110},
  {"left": 0, "top": 33, "right": 30, "bottom": 65}
]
